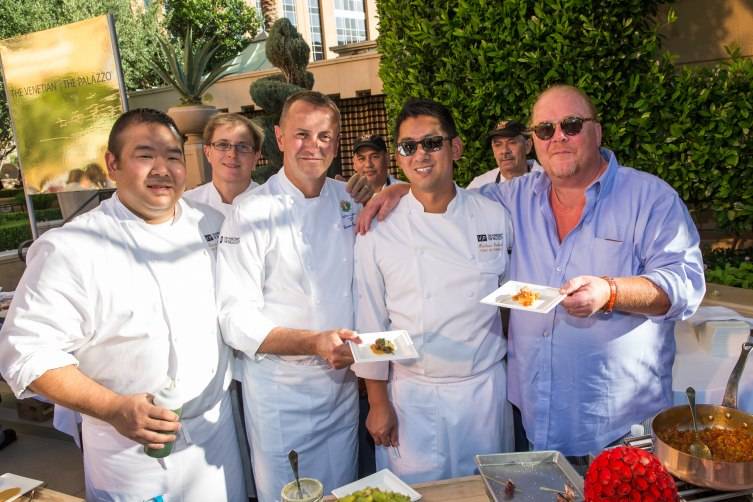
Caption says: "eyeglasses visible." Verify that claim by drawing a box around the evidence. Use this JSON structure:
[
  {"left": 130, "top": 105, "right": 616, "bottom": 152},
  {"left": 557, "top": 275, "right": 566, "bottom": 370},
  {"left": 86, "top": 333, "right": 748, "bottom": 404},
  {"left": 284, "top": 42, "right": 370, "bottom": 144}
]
[
  {"left": 531, "top": 117, "right": 596, "bottom": 140},
  {"left": 211, "top": 141, "right": 256, "bottom": 154},
  {"left": 396, "top": 135, "right": 453, "bottom": 157}
]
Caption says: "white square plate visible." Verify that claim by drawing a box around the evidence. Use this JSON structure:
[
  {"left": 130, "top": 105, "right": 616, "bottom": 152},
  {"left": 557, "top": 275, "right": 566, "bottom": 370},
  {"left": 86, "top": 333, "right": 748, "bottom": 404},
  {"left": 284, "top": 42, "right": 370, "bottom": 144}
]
[
  {"left": 480, "top": 280, "right": 566, "bottom": 314},
  {"left": 0, "top": 473, "right": 44, "bottom": 501},
  {"left": 331, "top": 469, "right": 422, "bottom": 501},
  {"left": 349, "top": 330, "right": 419, "bottom": 363}
]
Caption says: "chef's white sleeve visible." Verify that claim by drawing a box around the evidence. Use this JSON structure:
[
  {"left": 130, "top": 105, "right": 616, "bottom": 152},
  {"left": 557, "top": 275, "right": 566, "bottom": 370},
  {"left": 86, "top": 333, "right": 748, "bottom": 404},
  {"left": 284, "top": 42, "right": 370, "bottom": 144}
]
[
  {"left": 216, "top": 203, "right": 277, "bottom": 356},
  {"left": 351, "top": 232, "right": 389, "bottom": 381},
  {"left": 0, "top": 238, "right": 85, "bottom": 399}
]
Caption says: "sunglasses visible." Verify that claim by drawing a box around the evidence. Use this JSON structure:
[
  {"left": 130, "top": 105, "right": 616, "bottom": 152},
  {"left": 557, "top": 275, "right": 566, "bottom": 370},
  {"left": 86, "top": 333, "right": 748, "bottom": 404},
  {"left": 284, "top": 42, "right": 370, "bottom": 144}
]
[
  {"left": 532, "top": 116, "right": 596, "bottom": 140},
  {"left": 396, "top": 135, "right": 452, "bottom": 157},
  {"left": 211, "top": 141, "right": 256, "bottom": 154}
]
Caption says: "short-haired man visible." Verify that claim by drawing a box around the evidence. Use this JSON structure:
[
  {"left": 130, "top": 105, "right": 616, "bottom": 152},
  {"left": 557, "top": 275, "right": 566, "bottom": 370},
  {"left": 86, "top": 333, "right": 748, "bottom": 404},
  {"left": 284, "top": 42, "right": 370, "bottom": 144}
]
[
  {"left": 487, "top": 86, "right": 704, "bottom": 457},
  {"left": 0, "top": 109, "right": 244, "bottom": 500},
  {"left": 354, "top": 99, "right": 513, "bottom": 483},
  {"left": 466, "top": 119, "right": 534, "bottom": 189},
  {"left": 184, "top": 112, "right": 263, "bottom": 216},
  {"left": 359, "top": 85, "right": 705, "bottom": 458},
  {"left": 352, "top": 134, "right": 400, "bottom": 195},
  {"left": 217, "top": 91, "right": 361, "bottom": 500}
]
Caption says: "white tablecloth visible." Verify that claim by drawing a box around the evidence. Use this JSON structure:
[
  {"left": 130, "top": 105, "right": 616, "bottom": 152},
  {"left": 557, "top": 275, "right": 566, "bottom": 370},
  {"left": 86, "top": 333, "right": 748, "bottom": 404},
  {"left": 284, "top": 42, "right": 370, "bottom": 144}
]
[{"left": 672, "top": 316, "right": 753, "bottom": 413}]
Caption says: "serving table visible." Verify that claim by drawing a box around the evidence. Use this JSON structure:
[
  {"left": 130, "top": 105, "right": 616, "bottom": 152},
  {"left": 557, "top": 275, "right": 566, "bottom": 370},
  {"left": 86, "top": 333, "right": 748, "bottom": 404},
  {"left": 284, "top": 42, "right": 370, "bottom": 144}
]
[
  {"left": 17, "top": 488, "right": 82, "bottom": 501},
  {"left": 25, "top": 476, "right": 487, "bottom": 502},
  {"left": 322, "top": 474, "right": 488, "bottom": 501}
]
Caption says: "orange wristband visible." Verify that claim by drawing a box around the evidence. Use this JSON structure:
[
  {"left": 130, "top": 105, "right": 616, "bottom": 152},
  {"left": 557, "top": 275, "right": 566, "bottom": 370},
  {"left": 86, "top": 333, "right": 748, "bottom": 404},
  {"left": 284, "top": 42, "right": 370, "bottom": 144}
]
[{"left": 601, "top": 276, "right": 617, "bottom": 313}]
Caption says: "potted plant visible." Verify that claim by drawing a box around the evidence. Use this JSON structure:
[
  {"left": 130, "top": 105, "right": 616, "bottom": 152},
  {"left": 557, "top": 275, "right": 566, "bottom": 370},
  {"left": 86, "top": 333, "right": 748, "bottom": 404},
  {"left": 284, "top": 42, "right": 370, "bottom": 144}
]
[{"left": 150, "top": 28, "right": 240, "bottom": 134}]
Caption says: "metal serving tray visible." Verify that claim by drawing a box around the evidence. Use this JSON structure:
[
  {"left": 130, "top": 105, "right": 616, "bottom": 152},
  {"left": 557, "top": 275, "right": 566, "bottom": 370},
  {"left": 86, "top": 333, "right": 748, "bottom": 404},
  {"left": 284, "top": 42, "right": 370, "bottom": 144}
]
[{"left": 475, "top": 451, "right": 584, "bottom": 501}]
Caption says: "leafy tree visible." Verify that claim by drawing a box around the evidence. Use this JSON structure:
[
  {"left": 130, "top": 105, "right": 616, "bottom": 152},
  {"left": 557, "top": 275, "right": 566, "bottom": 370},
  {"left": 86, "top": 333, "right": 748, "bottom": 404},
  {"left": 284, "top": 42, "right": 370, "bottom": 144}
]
[
  {"left": 0, "top": 1, "right": 60, "bottom": 163},
  {"left": 164, "top": 0, "right": 263, "bottom": 68}
]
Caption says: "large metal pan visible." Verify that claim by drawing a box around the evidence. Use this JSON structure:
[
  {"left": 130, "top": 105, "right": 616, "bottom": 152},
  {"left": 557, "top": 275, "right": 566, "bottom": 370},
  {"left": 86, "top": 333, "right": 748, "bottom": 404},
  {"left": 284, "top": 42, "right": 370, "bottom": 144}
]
[{"left": 652, "top": 339, "right": 753, "bottom": 491}]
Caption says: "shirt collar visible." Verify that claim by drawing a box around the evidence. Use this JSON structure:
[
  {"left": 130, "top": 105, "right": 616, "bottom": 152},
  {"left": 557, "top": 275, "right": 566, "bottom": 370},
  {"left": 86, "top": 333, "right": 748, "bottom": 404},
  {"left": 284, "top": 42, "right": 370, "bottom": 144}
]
[
  {"left": 532, "top": 147, "right": 617, "bottom": 198},
  {"left": 111, "top": 192, "right": 182, "bottom": 227},
  {"left": 278, "top": 166, "right": 329, "bottom": 200},
  {"left": 210, "top": 180, "right": 256, "bottom": 205},
  {"left": 405, "top": 183, "right": 461, "bottom": 215}
]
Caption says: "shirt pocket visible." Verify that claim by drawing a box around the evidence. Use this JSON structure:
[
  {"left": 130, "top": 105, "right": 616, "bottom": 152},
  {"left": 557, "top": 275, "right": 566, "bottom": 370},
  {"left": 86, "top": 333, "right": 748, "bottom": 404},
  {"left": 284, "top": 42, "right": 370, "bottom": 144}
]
[
  {"left": 477, "top": 248, "right": 507, "bottom": 293},
  {"left": 589, "top": 236, "right": 633, "bottom": 277}
]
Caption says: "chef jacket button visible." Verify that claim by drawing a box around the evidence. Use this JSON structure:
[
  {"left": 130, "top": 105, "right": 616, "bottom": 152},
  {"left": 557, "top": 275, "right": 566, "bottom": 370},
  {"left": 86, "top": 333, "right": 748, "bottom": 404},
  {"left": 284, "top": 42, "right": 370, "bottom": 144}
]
[
  {"left": 556, "top": 266, "right": 562, "bottom": 272},
  {"left": 467, "top": 291, "right": 474, "bottom": 298},
  {"left": 424, "top": 292, "right": 431, "bottom": 299},
  {"left": 543, "top": 331, "right": 550, "bottom": 337},
  {"left": 343, "top": 292, "right": 348, "bottom": 297}
]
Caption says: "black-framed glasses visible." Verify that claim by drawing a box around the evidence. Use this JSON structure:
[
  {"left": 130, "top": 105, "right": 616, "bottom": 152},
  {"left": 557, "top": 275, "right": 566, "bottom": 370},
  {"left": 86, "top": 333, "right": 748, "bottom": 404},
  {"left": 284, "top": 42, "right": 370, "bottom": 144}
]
[
  {"left": 396, "top": 135, "right": 452, "bottom": 157},
  {"left": 211, "top": 141, "right": 256, "bottom": 154},
  {"left": 532, "top": 116, "right": 596, "bottom": 140}
]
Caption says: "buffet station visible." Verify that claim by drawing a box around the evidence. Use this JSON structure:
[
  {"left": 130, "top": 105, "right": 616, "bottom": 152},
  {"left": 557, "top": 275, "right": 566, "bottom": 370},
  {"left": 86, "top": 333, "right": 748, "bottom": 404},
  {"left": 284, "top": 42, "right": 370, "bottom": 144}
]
[{"left": 1, "top": 304, "right": 752, "bottom": 501}]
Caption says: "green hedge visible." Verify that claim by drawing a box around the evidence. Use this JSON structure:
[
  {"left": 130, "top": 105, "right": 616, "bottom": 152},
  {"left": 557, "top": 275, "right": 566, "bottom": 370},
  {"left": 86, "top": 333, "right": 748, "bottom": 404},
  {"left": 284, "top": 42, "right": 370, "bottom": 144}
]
[
  {"left": 0, "top": 208, "right": 61, "bottom": 251},
  {"left": 704, "top": 248, "right": 753, "bottom": 289},
  {"left": 0, "top": 220, "right": 31, "bottom": 253},
  {"left": 377, "top": 0, "right": 753, "bottom": 235},
  {"left": 0, "top": 208, "right": 61, "bottom": 225}
]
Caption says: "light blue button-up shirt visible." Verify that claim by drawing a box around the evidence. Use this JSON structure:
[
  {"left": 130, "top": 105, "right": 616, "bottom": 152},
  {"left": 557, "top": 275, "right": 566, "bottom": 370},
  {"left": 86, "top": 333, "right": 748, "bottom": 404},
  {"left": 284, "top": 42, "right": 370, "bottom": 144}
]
[{"left": 480, "top": 148, "right": 705, "bottom": 456}]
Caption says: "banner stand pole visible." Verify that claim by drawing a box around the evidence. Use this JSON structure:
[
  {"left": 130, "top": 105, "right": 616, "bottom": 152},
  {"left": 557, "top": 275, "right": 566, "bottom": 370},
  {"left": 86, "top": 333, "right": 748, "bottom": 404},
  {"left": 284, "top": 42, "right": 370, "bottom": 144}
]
[{"left": 24, "top": 193, "right": 38, "bottom": 240}]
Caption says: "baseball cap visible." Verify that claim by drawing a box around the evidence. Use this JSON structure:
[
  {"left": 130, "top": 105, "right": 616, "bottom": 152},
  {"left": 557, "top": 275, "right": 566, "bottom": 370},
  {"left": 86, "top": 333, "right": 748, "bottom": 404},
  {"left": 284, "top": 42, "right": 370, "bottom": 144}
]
[
  {"left": 353, "top": 134, "right": 387, "bottom": 153},
  {"left": 487, "top": 119, "right": 529, "bottom": 141}
]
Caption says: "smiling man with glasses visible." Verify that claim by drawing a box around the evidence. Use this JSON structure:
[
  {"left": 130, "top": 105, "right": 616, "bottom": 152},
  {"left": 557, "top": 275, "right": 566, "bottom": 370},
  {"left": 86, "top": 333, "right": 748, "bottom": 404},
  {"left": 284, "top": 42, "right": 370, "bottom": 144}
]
[
  {"left": 358, "top": 85, "right": 705, "bottom": 460},
  {"left": 353, "top": 98, "right": 514, "bottom": 483},
  {"left": 183, "top": 113, "right": 263, "bottom": 218},
  {"left": 483, "top": 84, "right": 705, "bottom": 459}
]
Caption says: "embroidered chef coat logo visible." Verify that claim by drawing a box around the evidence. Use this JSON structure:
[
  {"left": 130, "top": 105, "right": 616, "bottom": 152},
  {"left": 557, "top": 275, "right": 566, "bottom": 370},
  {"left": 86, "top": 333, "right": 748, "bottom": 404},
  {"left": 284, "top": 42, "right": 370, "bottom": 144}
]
[
  {"left": 340, "top": 200, "right": 355, "bottom": 229},
  {"left": 477, "top": 233, "right": 504, "bottom": 252},
  {"left": 203, "top": 231, "right": 220, "bottom": 250},
  {"left": 219, "top": 235, "right": 240, "bottom": 244}
]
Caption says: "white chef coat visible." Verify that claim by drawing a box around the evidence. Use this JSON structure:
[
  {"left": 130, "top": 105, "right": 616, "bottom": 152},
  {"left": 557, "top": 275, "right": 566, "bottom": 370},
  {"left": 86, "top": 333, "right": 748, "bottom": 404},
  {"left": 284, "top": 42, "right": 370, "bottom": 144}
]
[
  {"left": 183, "top": 179, "right": 259, "bottom": 219},
  {"left": 0, "top": 194, "right": 244, "bottom": 501},
  {"left": 353, "top": 187, "right": 514, "bottom": 483},
  {"left": 184, "top": 179, "right": 260, "bottom": 499},
  {"left": 466, "top": 159, "right": 541, "bottom": 189},
  {"left": 370, "top": 175, "right": 405, "bottom": 197},
  {"left": 217, "top": 169, "right": 359, "bottom": 502},
  {"left": 466, "top": 167, "right": 501, "bottom": 189}
]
